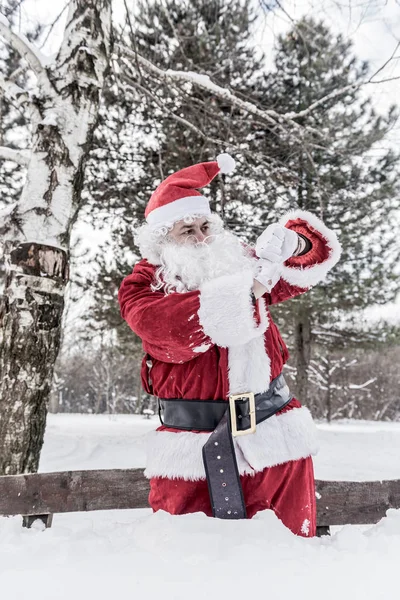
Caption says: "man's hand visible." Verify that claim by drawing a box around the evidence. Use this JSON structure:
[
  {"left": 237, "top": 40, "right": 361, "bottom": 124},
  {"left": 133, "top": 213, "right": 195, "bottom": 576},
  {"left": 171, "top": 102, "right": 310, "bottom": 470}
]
[{"left": 255, "top": 224, "right": 298, "bottom": 263}]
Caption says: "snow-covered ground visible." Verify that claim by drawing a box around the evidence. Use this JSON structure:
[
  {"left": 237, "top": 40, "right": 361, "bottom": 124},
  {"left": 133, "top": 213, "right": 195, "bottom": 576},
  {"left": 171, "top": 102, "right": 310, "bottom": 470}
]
[{"left": 2, "top": 414, "right": 400, "bottom": 600}]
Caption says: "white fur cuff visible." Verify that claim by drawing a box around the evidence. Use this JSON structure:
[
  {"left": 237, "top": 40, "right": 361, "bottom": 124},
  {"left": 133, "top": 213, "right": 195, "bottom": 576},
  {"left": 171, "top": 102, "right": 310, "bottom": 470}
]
[
  {"left": 198, "top": 269, "right": 267, "bottom": 347},
  {"left": 279, "top": 210, "right": 342, "bottom": 288}
]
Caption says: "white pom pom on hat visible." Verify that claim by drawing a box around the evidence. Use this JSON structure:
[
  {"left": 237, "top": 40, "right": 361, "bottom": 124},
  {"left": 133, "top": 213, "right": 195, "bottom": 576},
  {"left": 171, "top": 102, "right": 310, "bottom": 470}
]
[{"left": 217, "top": 153, "right": 236, "bottom": 174}]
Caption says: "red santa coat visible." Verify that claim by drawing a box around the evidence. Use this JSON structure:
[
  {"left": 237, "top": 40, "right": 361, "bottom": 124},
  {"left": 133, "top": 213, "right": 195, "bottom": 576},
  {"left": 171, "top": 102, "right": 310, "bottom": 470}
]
[{"left": 118, "top": 210, "right": 341, "bottom": 528}]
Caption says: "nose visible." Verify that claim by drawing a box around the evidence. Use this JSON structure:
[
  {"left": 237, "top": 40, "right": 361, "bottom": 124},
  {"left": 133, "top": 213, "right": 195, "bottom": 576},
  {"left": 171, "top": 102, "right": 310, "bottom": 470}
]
[{"left": 195, "top": 231, "right": 207, "bottom": 243}]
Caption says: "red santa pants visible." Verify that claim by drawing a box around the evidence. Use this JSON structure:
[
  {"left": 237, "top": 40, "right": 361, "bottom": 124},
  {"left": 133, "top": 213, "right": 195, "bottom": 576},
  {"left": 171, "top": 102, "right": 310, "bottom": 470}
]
[{"left": 149, "top": 456, "right": 316, "bottom": 537}]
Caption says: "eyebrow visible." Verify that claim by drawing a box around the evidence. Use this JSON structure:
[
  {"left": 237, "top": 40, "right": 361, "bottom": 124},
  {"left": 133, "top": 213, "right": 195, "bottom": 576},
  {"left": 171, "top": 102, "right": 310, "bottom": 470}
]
[{"left": 179, "top": 220, "right": 209, "bottom": 232}]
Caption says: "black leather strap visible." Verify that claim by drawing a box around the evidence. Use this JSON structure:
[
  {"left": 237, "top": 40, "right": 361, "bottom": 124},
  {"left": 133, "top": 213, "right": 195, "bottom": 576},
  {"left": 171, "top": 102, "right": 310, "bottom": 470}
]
[
  {"left": 158, "top": 374, "right": 292, "bottom": 432},
  {"left": 202, "top": 411, "right": 247, "bottom": 519}
]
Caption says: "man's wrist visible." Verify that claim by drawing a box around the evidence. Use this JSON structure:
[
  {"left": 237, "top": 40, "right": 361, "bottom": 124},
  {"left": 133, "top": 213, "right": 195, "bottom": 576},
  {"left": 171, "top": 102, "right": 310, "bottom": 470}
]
[{"left": 252, "top": 279, "right": 268, "bottom": 299}]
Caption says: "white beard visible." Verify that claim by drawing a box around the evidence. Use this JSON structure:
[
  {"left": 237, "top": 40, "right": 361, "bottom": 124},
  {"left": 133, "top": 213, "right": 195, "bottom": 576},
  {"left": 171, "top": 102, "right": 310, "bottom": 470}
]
[{"left": 156, "top": 231, "right": 257, "bottom": 293}]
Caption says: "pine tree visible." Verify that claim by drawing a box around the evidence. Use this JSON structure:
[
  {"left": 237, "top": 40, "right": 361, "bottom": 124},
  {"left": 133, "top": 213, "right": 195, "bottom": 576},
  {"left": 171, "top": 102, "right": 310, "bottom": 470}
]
[{"left": 259, "top": 18, "right": 400, "bottom": 400}]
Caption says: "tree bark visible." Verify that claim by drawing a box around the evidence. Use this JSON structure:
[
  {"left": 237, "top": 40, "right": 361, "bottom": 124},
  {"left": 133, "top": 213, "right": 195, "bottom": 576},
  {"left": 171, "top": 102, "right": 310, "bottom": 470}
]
[
  {"left": 0, "top": 1, "right": 112, "bottom": 475},
  {"left": 325, "top": 355, "right": 332, "bottom": 423},
  {"left": 294, "top": 307, "right": 312, "bottom": 402}
]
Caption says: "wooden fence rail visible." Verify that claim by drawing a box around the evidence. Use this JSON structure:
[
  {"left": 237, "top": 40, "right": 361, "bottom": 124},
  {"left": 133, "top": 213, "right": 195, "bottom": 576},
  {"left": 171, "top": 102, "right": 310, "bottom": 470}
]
[{"left": 0, "top": 469, "right": 399, "bottom": 534}]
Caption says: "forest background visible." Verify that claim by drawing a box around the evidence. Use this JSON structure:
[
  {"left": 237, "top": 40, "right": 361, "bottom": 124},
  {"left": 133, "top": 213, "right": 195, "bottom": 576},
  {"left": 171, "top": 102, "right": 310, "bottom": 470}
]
[{"left": 1, "top": 0, "right": 400, "bottom": 427}]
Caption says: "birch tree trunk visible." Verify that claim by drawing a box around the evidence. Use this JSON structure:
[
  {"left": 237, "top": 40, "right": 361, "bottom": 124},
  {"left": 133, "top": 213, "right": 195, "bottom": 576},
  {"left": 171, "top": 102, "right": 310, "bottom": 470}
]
[{"left": 0, "top": 1, "right": 112, "bottom": 475}]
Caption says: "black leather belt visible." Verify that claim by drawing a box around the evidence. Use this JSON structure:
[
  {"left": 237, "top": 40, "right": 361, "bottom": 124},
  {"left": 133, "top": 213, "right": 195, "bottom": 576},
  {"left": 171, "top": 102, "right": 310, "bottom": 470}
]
[
  {"left": 157, "top": 374, "right": 292, "bottom": 520},
  {"left": 159, "top": 373, "right": 291, "bottom": 432}
]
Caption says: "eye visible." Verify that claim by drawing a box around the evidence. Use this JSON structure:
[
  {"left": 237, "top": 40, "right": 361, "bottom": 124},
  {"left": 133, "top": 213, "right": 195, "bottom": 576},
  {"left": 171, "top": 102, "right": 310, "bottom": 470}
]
[
  {"left": 201, "top": 224, "right": 209, "bottom": 232},
  {"left": 182, "top": 229, "right": 194, "bottom": 236}
]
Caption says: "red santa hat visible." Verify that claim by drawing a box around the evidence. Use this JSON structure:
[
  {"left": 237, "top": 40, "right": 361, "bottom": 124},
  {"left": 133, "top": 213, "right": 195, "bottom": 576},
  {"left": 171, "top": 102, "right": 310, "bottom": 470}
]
[{"left": 145, "top": 153, "right": 236, "bottom": 228}]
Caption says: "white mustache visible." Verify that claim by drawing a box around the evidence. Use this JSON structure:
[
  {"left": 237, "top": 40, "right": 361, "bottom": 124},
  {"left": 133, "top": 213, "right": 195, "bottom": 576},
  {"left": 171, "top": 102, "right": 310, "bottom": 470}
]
[{"left": 158, "top": 232, "right": 257, "bottom": 293}]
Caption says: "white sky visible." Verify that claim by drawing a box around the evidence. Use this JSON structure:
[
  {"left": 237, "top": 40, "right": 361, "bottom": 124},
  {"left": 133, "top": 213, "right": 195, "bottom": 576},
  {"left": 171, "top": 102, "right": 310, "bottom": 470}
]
[{"left": 5, "top": 0, "right": 400, "bottom": 323}]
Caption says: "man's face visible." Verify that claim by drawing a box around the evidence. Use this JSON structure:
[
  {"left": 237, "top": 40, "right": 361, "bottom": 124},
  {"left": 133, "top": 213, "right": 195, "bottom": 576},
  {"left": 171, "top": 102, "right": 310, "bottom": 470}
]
[
  {"left": 169, "top": 216, "right": 211, "bottom": 245},
  {"left": 152, "top": 215, "right": 255, "bottom": 292}
]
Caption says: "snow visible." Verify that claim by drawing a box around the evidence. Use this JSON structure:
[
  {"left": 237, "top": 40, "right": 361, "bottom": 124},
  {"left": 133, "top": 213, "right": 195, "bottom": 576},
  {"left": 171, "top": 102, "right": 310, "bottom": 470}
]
[
  {"left": 39, "top": 113, "right": 58, "bottom": 127},
  {"left": 0, "top": 201, "right": 17, "bottom": 224},
  {"left": 2, "top": 415, "right": 400, "bottom": 599},
  {"left": 0, "top": 146, "right": 30, "bottom": 166},
  {"left": 0, "top": 13, "right": 10, "bottom": 27},
  {"left": 0, "top": 12, "right": 50, "bottom": 70}
]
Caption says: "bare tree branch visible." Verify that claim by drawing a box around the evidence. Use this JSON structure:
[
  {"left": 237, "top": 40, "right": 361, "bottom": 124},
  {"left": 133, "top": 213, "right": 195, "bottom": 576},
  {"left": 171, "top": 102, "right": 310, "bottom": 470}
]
[
  {"left": 258, "top": 0, "right": 312, "bottom": 59},
  {"left": 115, "top": 67, "right": 307, "bottom": 194},
  {"left": 119, "top": 71, "right": 210, "bottom": 140},
  {"left": 159, "top": 0, "right": 195, "bottom": 69},
  {"left": 122, "top": 0, "right": 143, "bottom": 82},
  {"left": 284, "top": 82, "right": 361, "bottom": 120},
  {"left": 0, "top": 145, "right": 30, "bottom": 165},
  {"left": 116, "top": 43, "right": 321, "bottom": 139},
  {"left": 38, "top": 1, "right": 71, "bottom": 50},
  {"left": 0, "top": 12, "right": 48, "bottom": 75},
  {"left": 117, "top": 30, "right": 400, "bottom": 138},
  {"left": 368, "top": 41, "right": 400, "bottom": 83},
  {"left": 368, "top": 75, "right": 400, "bottom": 85}
]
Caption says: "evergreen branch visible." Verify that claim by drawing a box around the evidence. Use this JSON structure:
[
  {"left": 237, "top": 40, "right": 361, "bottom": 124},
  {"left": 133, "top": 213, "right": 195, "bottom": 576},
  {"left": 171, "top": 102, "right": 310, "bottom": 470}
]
[
  {"left": 159, "top": 0, "right": 195, "bottom": 69},
  {"left": 0, "top": 145, "right": 30, "bottom": 166},
  {"left": 119, "top": 72, "right": 210, "bottom": 140},
  {"left": 0, "top": 13, "right": 49, "bottom": 76}
]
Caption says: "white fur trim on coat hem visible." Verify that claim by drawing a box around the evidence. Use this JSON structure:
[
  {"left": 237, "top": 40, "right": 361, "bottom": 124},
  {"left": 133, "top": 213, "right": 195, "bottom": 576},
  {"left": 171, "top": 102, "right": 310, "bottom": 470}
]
[
  {"left": 279, "top": 210, "right": 342, "bottom": 288},
  {"left": 198, "top": 269, "right": 267, "bottom": 347},
  {"left": 144, "top": 406, "right": 319, "bottom": 481}
]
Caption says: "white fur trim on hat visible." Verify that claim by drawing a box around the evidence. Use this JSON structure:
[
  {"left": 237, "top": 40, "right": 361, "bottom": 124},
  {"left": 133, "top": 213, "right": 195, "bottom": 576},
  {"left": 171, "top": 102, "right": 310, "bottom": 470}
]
[
  {"left": 146, "top": 195, "right": 211, "bottom": 228},
  {"left": 144, "top": 406, "right": 318, "bottom": 481},
  {"left": 198, "top": 270, "right": 268, "bottom": 347},
  {"left": 279, "top": 210, "right": 342, "bottom": 288}
]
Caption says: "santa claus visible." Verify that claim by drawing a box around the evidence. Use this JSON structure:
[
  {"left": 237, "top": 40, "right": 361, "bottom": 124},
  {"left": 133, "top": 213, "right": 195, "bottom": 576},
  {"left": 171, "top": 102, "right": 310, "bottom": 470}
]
[{"left": 118, "top": 154, "right": 341, "bottom": 536}]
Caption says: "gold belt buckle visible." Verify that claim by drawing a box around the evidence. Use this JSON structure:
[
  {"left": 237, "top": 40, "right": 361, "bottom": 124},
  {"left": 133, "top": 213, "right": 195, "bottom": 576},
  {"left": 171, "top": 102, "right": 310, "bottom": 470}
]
[{"left": 229, "top": 392, "right": 256, "bottom": 437}]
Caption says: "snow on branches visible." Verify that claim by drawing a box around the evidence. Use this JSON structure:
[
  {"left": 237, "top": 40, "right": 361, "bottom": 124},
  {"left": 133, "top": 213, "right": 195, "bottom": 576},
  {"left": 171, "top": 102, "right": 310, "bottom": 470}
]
[{"left": 116, "top": 43, "right": 322, "bottom": 145}]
